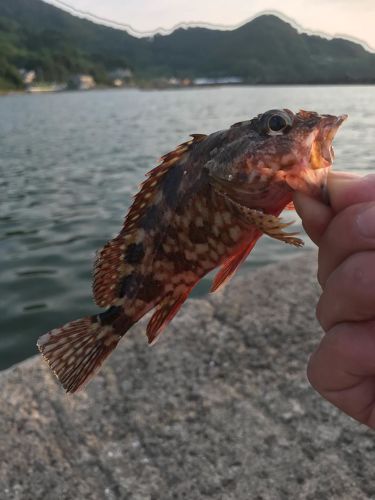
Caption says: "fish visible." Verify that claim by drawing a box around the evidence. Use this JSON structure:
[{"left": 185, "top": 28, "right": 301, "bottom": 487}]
[{"left": 37, "top": 109, "right": 347, "bottom": 393}]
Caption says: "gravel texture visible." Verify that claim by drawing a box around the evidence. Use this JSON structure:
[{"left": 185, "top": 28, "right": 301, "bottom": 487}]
[{"left": 0, "top": 252, "right": 374, "bottom": 500}]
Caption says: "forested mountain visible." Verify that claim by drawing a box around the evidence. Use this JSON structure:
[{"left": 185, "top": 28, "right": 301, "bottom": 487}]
[{"left": 0, "top": 0, "right": 375, "bottom": 89}]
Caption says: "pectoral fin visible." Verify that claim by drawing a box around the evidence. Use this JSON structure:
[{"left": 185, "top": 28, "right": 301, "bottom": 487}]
[
  {"left": 226, "top": 197, "right": 304, "bottom": 247},
  {"left": 245, "top": 210, "right": 304, "bottom": 247}
]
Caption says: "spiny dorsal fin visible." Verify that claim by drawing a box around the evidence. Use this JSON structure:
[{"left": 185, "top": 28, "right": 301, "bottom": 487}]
[
  {"left": 92, "top": 133, "right": 207, "bottom": 308},
  {"left": 124, "top": 134, "right": 207, "bottom": 232}
]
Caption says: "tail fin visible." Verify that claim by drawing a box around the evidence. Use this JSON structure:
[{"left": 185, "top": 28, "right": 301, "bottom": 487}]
[{"left": 37, "top": 316, "right": 121, "bottom": 393}]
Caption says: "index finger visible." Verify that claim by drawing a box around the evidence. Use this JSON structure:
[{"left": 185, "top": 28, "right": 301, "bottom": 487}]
[{"left": 293, "top": 191, "right": 333, "bottom": 246}]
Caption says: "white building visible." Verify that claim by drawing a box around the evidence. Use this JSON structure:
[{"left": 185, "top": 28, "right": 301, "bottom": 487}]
[
  {"left": 108, "top": 68, "right": 133, "bottom": 87},
  {"left": 18, "top": 69, "right": 36, "bottom": 85},
  {"left": 69, "top": 74, "right": 96, "bottom": 90}
]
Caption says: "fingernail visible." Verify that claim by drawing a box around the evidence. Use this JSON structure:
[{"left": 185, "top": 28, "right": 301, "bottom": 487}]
[
  {"left": 327, "top": 173, "right": 363, "bottom": 203},
  {"left": 329, "top": 172, "right": 361, "bottom": 181},
  {"left": 327, "top": 172, "right": 361, "bottom": 190},
  {"left": 357, "top": 205, "right": 375, "bottom": 238}
]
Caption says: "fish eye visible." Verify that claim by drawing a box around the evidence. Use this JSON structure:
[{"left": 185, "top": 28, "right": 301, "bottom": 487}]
[{"left": 267, "top": 113, "right": 288, "bottom": 134}]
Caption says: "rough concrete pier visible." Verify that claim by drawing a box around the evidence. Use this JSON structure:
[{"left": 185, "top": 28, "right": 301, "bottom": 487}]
[{"left": 0, "top": 253, "right": 374, "bottom": 500}]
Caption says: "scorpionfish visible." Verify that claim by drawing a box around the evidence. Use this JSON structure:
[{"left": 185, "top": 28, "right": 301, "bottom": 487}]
[{"left": 38, "top": 109, "right": 346, "bottom": 392}]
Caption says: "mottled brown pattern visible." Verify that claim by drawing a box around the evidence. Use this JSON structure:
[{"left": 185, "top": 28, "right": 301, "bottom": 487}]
[
  {"left": 119, "top": 272, "right": 141, "bottom": 299},
  {"left": 92, "top": 134, "right": 207, "bottom": 309},
  {"left": 112, "top": 313, "right": 134, "bottom": 333},
  {"left": 136, "top": 276, "right": 164, "bottom": 303}
]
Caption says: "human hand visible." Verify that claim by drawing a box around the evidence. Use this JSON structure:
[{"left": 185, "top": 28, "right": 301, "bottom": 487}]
[{"left": 293, "top": 172, "right": 375, "bottom": 428}]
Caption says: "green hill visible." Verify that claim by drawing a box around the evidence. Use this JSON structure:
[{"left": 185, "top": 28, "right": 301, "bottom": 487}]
[{"left": 0, "top": 0, "right": 375, "bottom": 89}]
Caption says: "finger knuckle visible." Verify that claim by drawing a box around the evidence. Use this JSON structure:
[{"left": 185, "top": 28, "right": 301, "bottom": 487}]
[{"left": 341, "top": 252, "right": 375, "bottom": 289}]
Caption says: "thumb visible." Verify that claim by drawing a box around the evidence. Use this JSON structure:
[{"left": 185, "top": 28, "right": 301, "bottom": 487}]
[{"left": 328, "top": 172, "right": 375, "bottom": 213}]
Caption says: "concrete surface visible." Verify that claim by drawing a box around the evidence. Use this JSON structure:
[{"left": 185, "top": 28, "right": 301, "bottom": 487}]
[{"left": 0, "top": 252, "right": 374, "bottom": 500}]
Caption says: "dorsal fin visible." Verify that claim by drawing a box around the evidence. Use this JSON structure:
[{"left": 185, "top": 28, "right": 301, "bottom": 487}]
[
  {"left": 92, "top": 236, "right": 125, "bottom": 308},
  {"left": 92, "top": 134, "right": 207, "bottom": 308}
]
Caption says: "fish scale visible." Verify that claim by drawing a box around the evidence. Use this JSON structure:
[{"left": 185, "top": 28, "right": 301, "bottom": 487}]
[{"left": 38, "top": 109, "right": 347, "bottom": 393}]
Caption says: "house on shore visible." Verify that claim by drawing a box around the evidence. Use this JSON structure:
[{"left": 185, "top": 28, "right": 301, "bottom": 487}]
[
  {"left": 108, "top": 68, "right": 133, "bottom": 87},
  {"left": 18, "top": 69, "right": 36, "bottom": 85},
  {"left": 69, "top": 74, "right": 96, "bottom": 90}
]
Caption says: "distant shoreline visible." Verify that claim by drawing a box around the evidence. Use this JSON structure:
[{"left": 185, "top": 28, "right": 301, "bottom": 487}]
[{"left": 1, "top": 82, "right": 375, "bottom": 97}]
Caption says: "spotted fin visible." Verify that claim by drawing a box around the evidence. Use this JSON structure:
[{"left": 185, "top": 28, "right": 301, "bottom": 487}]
[
  {"left": 124, "top": 133, "right": 208, "bottom": 233},
  {"left": 37, "top": 316, "right": 121, "bottom": 393},
  {"left": 92, "top": 133, "right": 207, "bottom": 308},
  {"left": 211, "top": 238, "right": 259, "bottom": 293},
  {"left": 93, "top": 236, "right": 124, "bottom": 307},
  {"left": 220, "top": 194, "right": 304, "bottom": 246}
]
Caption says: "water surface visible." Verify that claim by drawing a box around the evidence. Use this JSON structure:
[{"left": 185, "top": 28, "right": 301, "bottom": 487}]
[{"left": 1, "top": 86, "right": 374, "bottom": 368}]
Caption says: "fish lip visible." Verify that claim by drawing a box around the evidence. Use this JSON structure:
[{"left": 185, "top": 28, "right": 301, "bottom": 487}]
[{"left": 310, "top": 114, "right": 347, "bottom": 170}]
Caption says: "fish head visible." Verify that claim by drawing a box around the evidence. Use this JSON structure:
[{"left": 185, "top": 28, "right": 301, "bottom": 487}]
[
  {"left": 279, "top": 109, "right": 347, "bottom": 198},
  {"left": 207, "top": 109, "right": 347, "bottom": 206}
]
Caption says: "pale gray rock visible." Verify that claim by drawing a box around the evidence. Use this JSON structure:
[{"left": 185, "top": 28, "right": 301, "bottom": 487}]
[{"left": 0, "top": 252, "right": 374, "bottom": 500}]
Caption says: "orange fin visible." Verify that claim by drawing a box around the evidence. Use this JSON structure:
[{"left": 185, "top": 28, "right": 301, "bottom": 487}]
[
  {"left": 285, "top": 202, "right": 295, "bottom": 211},
  {"left": 37, "top": 316, "right": 121, "bottom": 393},
  {"left": 147, "top": 295, "right": 188, "bottom": 345},
  {"left": 211, "top": 239, "right": 259, "bottom": 293}
]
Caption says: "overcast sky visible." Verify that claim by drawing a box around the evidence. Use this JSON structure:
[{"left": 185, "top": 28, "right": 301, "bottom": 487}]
[{"left": 46, "top": 0, "right": 375, "bottom": 50}]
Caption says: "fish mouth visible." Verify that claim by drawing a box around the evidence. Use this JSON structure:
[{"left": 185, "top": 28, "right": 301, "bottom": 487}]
[{"left": 309, "top": 114, "right": 347, "bottom": 170}]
